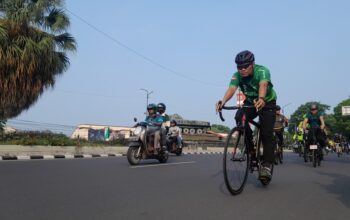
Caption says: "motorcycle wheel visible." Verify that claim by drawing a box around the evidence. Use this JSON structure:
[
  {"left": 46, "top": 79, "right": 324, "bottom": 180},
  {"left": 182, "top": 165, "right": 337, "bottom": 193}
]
[
  {"left": 158, "top": 151, "right": 169, "bottom": 163},
  {"left": 127, "top": 146, "right": 141, "bottom": 165},
  {"left": 176, "top": 148, "right": 182, "bottom": 156}
]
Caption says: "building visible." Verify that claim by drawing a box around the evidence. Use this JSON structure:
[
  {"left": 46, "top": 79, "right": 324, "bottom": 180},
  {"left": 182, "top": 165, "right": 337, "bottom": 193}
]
[
  {"left": 71, "top": 124, "right": 134, "bottom": 141},
  {"left": 3, "top": 126, "right": 16, "bottom": 134}
]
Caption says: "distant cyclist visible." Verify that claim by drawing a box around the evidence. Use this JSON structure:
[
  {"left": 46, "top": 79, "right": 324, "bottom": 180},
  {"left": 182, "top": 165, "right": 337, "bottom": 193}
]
[
  {"left": 217, "top": 50, "right": 277, "bottom": 181},
  {"left": 273, "top": 105, "right": 288, "bottom": 163},
  {"left": 274, "top": 105, "right": 288, "bottom": 148},
  {"left": 302, "top": 104, "right": 326, "bottom": 161}
]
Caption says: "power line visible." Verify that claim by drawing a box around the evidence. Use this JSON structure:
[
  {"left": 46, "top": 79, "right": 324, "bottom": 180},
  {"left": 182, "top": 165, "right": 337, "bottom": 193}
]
[
  {"left": 8, "top": 119, "right": 76, "bottom": 129},
  {"left": 55, "top": 89, "right": 143, "bottom": 100},
  {"left": 64, "top": 8, "right": 223, "bottom": 87}
]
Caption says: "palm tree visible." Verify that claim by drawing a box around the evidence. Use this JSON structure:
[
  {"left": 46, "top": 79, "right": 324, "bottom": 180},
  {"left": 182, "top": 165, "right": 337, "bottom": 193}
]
[{"left": 0, "top": 0, "right": 76, "bottom": 119}]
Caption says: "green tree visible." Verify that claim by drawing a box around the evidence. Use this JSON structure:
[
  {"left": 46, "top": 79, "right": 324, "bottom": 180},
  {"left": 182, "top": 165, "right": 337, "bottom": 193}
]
[
  {"left": 0, "top": 119, "right": 6, "bottom": 134},
  {"left": 0, "top": 0, "right": 76, "bottom": 120},
  {"left": 288, "top": 102, "right": 330, "bottom": 133},
  {"left": 210, "top": 124, "right": 230, "bottom": 133},
  {"left": 332, "top": 98, "right": 350, "bottom": 138}
]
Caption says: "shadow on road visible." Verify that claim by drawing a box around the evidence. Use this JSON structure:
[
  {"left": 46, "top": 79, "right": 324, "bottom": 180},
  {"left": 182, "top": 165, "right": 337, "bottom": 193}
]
[{"left": 316, "top": 171, "right": 350, "bottom": 209}]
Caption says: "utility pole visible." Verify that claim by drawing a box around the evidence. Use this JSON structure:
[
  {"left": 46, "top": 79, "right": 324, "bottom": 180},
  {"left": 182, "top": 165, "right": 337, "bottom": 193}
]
[{"left": 140, "top": 88, "right": 153, "bottom": 107}]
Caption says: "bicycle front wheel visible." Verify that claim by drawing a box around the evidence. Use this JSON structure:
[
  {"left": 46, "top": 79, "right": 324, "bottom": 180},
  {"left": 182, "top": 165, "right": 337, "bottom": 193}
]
[{"left": 223, "top": 127, "right": 249, "bottom": 195}]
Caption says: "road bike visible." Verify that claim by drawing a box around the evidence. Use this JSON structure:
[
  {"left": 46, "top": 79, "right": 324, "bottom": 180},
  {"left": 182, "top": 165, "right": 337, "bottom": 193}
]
[{"left": 219, "top": 104, "right": 274, "bottom": 195}]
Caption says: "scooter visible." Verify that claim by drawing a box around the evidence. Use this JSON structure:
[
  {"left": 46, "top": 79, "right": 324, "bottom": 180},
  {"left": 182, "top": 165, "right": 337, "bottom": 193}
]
[
  {"left": 166, "top": 134, "right": 183, "bottom": 156},
  {"left": 127, "top": 120, "right": 169, "bottom": 165}
]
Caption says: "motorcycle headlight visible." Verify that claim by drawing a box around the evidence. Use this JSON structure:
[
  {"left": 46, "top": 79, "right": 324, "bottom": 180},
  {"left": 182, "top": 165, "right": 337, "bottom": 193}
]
[{"left": 133, "top": 127, "right": 142, "bottom": 136}]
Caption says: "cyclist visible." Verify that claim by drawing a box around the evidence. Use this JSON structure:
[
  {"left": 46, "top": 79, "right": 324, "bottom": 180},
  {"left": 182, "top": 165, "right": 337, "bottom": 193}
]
[
  {"left": 216, "top": 50, "right": 277, "bottom": 181},
  {"left": 302, "top": 104, "right": 326, "bottom": 161},
  {"left": 293, "top": 127, "right": 304, "bottom": 154},
  {"left": 273, "top": 105, "right": 288, "bottom": 163},
  {"left": 144, "top": 103, "right": 164, "bottom": 154}
]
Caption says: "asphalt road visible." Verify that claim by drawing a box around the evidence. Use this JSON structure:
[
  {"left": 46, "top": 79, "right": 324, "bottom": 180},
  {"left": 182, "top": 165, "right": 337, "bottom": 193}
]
[{"left": 0, "top": 152, "right": 349, "bottom": 220}]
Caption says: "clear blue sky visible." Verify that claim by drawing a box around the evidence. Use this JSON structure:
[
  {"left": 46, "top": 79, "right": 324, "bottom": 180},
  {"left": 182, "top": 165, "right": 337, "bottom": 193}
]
[{"left": 9, "top": 0, "right": 350, "bottom": 133}]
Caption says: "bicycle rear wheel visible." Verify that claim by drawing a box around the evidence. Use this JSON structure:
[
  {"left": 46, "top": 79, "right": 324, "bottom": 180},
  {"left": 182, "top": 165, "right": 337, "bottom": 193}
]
[
  {"left": 280, "top": 146, "right": 284, "bottom": 163},
  {"left": 223, "top": 127, "right": 249, "bottom": 195},
  {"left": 312, "top": 150, "right": 317, "bottom": 167}
]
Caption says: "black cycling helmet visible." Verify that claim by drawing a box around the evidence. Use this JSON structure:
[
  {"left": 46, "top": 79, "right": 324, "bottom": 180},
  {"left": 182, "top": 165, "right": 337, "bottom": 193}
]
[
  {"left": 276, "top": 105, "right": 281, "bottom": 111},
  {"left": 235, "top": 50, "right": 255, "bottom": 67},
  {"left": 157, "top": 103, "right": 166, "bottom": 111},
  {"left": 170, "top": 120, "right": 177, "bottom": 125},
  {"left": 310, "top": 104, "right": 318, "bottom": 110},
  {"left": 147, "top": 103, "right": 157, "bottom": 111}
]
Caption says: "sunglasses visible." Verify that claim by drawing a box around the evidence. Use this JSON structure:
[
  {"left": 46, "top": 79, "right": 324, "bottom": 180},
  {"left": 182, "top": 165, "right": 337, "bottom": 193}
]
[
  {"left": 311, "top": 108, "right": 317, "bottom": 111},
  {"left": 237, "top": 63, "right": 251, "bottom": 70}
]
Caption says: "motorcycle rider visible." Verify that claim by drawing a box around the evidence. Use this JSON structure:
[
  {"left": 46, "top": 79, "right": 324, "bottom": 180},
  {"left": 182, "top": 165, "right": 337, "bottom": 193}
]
[
  {"left": 168, "top": 120, "right": 182, "bottom": 148},
  {"left": 144, "top": 103, "right": 164, "bottom": 154},
  {"left": 157, "top": 103, "right": 170, "bottom": 151}
]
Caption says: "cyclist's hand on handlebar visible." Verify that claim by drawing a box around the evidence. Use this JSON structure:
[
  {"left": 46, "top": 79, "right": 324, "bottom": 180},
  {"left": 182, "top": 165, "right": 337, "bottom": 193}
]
[
  {"left": 216, "top": 100, "right": 224, "bottom": 113},
  {"left": 254, "top": 98, "right": 266, "bottom": 111}
]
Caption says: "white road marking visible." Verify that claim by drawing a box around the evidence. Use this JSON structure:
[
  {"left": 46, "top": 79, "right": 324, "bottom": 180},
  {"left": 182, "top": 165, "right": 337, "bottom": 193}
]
[
  {"left": 130, "top": 161, "right": 196, "bottom": 169},
  {"left": 43, "top": 155, "right": 54, "bottom": 159},
  {"left": 65, "top": 155, "right": 74, "bottom": 159},
  {"left": 17, "top": 156, "right": 30, "bottom": 160}
]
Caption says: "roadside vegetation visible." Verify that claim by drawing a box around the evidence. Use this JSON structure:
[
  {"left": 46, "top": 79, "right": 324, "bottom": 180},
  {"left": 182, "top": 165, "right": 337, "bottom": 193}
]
[{"left": 0, "top": 131, "right": 125, "bottom": 147}]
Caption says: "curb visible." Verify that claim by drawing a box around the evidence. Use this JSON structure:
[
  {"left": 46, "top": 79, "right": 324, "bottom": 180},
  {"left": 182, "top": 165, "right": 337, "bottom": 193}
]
[
  {"left": 0, "top": 150, "right": 294, "bottom": 161},
  {"left": 0, "top": 153, "right": 124, "bottom": 161},
  {"left": 0, "top": 152, "right": 222, "bottom": 161}
]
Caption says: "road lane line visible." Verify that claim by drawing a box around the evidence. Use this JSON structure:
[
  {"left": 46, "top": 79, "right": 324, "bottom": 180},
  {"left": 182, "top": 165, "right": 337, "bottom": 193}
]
[{"left": 130, "top": 161, "right": 196, "bottom": 169}]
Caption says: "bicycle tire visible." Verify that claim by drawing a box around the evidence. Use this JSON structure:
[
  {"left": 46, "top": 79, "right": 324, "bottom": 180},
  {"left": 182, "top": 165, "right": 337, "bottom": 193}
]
[
  {"left": 313, "top": 150, "right": 317, "bottom": 167},
  {"left": 223, "top": 127, "right": 249, "bottom": 195},
  {"left": 279, "top": 147, "right": 284, "bottom": 164}
]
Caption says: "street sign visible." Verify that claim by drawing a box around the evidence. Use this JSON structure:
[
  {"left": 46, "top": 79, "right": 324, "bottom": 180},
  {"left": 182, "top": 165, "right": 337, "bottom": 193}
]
[{"left": 342, "top": 106, "right": 350, "bottom": 116}]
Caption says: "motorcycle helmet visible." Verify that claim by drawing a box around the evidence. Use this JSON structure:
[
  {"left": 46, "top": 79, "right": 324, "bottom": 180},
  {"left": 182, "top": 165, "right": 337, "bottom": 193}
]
[{"left": 147, "top": 103, "right": 157, "bottom": 111}]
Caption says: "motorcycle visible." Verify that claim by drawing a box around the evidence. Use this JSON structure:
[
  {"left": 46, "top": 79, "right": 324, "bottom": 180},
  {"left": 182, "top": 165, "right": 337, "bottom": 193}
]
[
  {"left": 127, "top": 121, "right": 169, "bottom": 165},
  {"left": 166, "top": 134, "right": 183, "bottom": 156}
]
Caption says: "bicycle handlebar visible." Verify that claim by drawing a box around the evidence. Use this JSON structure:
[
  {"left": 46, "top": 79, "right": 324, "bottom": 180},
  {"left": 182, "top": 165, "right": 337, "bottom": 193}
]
[{"left": 218, "top": 105, "right": 256, "bottom": 122}]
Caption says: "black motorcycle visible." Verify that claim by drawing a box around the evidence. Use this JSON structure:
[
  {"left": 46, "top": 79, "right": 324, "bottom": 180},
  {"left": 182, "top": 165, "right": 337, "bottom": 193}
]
[{"left": 166, "top": 134, "right": 183, "bottom": 156}]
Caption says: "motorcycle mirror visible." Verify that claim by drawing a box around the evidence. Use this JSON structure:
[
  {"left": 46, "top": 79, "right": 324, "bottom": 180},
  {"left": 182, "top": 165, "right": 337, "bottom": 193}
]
[{"left": 133, "top": 117, "right": 138, "bottom": 122}]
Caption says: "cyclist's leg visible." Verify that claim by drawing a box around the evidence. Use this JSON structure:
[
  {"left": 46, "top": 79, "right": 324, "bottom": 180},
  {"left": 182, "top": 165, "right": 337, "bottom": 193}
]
[
  {"left": 258, "top": 107, "right": 276, "bottom": 166},
  {"left": 317, "top": 129, "right": 326, "bottom": 159},
  {"left": 276, "top": 131, "right": 283, "bottom": 149},
  {"left": 243, "top": 108, "right": 257, "bottom": 154}
]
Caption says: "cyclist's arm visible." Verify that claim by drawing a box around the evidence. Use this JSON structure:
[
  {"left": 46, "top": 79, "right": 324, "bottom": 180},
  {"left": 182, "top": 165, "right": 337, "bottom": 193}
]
[
  {"left": 284, "top": 116, "right": 289, "bottom": 127},
  {"left": 320, "top": 116, "right": 325, "bottom": 130},
  {"left": 302, "top": 118, "right": 309, "bottom": 130},
  {"left": 222, "top": 86, "right": 237, "bottom": 105},
  {"left": 258, "top": 81, "right": 268, "bottom": 99}
]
